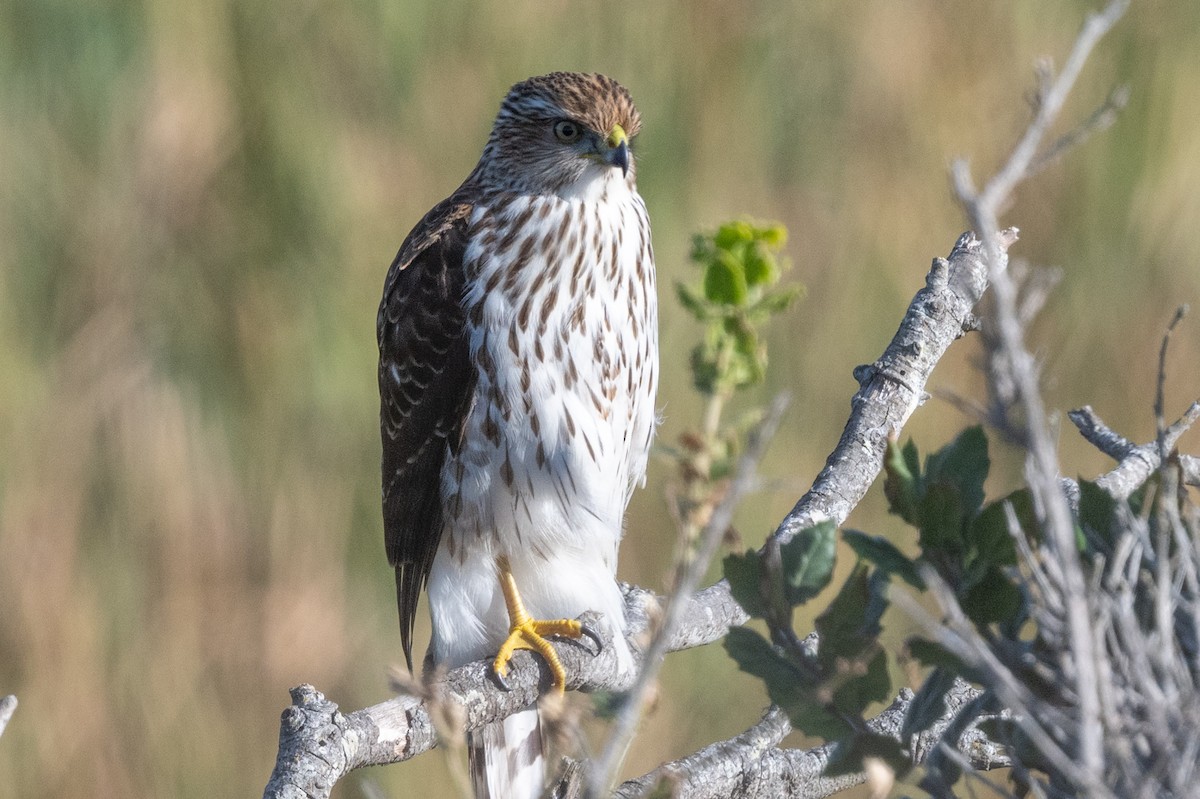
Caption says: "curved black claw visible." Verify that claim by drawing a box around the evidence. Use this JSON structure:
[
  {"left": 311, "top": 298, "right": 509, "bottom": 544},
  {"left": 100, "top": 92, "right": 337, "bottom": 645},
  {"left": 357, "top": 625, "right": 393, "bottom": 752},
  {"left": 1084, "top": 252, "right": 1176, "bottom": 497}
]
[
  {"left": 492, "top": 666, "right": 511, "bottom": 692},
  {"left": 579, "top": 623, "right": 604, "bottom": 656}
]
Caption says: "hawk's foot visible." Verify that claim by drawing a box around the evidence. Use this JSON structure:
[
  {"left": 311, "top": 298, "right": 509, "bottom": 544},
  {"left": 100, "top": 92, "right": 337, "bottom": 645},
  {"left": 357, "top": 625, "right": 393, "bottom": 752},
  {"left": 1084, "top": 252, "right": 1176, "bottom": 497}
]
[{"left": 492, "top": 558, "right": 603, "bottom": 694}]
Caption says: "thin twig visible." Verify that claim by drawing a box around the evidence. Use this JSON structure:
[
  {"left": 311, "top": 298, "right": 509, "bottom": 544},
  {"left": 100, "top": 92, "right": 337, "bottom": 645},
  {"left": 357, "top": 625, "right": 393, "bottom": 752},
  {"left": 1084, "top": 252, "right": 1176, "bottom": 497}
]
[
  {"left": 936, "top": 741, "right": 1018, "bottom": 799},
  {"left": 972, "top": 0, "right": 1131, "bottom": 211},
  {"left": 613, "top": 681, "right": 1007, "bottom": 799},
  {"left": 1155, "top": 305, "right": 1189, "bottom": 463},
  {"left": 1068, "top": 405, "right": 1138, "bottom": 459},
  {"left": 891, "top": 579, "right": 1093, "bottom": 791},
  {"left": 1024, "top": 84, "right": 1129, "bottom": 180}
]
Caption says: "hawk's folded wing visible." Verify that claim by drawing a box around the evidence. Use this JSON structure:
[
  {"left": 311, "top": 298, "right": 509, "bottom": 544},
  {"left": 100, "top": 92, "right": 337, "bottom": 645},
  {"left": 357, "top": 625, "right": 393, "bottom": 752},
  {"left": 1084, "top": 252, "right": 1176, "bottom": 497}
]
[{"left": 377, "top": 195, "right": 476, "bottom": 670}]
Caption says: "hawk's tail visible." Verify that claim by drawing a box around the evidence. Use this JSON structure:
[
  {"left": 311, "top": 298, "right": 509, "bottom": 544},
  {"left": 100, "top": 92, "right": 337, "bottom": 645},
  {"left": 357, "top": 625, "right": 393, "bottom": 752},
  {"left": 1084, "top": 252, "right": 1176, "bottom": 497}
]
[{"left": 467, "top": 705, "right": 544, "bottom": 799}]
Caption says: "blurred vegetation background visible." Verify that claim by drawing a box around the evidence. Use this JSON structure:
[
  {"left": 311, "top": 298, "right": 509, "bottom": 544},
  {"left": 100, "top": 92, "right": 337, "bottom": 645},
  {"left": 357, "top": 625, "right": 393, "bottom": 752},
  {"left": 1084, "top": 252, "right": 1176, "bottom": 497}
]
[{"left": 1, "top": 1, "right": 1198, "bottom": 797}]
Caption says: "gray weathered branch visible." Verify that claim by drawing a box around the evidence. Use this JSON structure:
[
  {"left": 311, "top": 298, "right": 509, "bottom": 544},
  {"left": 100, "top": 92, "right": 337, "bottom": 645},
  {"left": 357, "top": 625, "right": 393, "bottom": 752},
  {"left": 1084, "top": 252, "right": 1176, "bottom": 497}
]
[
  {"left": 612, "top": 680, "right": 1008, "bottom": 799},
  {"left": 951, "top": 2, "right": 1129, "bottom": 792},
  {"left": 1069, "top": 403, "right": 1200, "bottom": 499}
]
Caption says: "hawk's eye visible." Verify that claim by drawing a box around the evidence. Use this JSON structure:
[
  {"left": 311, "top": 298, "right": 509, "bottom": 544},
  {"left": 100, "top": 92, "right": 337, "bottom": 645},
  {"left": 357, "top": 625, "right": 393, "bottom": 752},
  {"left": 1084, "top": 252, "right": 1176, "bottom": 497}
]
[{"left": 552, "top": 120, "right": 583, "bottom": 143}]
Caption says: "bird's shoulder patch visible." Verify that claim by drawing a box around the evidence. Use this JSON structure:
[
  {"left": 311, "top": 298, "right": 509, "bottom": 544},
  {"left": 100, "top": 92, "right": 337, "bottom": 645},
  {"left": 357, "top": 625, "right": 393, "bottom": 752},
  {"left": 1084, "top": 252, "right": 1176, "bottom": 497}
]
[{"left": 390, "top": 195, "right": 474, "bottom": 278}]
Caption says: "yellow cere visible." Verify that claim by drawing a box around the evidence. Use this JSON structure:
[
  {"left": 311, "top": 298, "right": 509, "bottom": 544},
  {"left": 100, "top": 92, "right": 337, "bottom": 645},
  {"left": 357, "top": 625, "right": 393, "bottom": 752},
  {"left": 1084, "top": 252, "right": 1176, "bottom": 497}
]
[{"left": 607, "top": 124, "right": 628, "bottom": 149}]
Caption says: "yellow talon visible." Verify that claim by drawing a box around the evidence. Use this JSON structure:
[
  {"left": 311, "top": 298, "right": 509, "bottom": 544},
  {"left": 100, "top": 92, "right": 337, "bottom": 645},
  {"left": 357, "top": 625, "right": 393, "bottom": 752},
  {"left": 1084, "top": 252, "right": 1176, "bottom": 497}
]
[{"left": 492, "top": 557, "right": 588, "bottom": 694}]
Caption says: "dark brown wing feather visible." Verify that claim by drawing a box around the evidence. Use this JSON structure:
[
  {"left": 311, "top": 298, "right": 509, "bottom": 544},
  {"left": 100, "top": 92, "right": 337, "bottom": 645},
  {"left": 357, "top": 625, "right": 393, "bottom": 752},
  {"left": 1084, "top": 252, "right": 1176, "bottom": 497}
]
[{"left": 378, "top": 194, "right": 476, "bottom": 670}]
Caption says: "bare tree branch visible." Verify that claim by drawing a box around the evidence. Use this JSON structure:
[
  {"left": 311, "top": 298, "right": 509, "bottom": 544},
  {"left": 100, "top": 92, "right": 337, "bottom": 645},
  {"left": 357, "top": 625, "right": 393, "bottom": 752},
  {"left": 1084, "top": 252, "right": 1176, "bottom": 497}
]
[
  {"left": 611, "top": 680, "right": 1007, "bottom": 799},
  {"left": 1155, "top": 305, "right": 1191, "bottom": 461},
  {"left": 960, "top": 0, "right": 1130, "bottom": 213},
  {"left": 772, "top": 229, "right": 1004, "bottom": 547},
  {"left": 1063, "top": 309, "right": 1200, "bottom": 499},
  {"left": 1069, "top": 404, "right": 1140, "bottom": 460},
  {"left": 1023, "top": 84, "right": 1128, "bottom": 182},
  {"left": 892, "top": 577, "right": 1089, "bottom": 787},
  {"left": 951, "top": 2, "right": 1129, "bottom": 792},
  {"left": 1069, "top": 402, "right": 1200, "bottom": 499}
]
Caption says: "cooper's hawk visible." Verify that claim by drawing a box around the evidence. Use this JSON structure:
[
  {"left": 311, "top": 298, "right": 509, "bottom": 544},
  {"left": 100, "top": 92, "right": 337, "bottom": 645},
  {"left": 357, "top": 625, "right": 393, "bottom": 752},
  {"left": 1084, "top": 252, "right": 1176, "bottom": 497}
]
[{"left": 378, "top": 73, "right": 657, "bottom": 798}]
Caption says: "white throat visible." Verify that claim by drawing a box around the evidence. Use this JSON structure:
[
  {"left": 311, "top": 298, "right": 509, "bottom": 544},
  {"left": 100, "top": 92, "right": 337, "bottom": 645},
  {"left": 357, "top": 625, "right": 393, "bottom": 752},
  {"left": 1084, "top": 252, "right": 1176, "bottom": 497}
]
[{"left": 556, "top": 164, "right": 631, "bottom": 203}]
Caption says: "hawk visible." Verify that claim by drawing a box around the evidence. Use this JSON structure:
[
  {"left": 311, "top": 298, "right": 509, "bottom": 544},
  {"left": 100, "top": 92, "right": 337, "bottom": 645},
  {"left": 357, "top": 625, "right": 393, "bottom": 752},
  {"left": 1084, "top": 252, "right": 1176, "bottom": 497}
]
[{"left": 378, "top": 72, "right": 657, "bottom": 798}]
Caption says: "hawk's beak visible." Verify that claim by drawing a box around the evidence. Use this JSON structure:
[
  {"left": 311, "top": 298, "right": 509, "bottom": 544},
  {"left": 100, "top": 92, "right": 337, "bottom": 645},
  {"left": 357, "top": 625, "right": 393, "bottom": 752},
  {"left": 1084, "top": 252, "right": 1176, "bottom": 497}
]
[{"left": 605, "top": 124, "right": 630, "bottom": 176}]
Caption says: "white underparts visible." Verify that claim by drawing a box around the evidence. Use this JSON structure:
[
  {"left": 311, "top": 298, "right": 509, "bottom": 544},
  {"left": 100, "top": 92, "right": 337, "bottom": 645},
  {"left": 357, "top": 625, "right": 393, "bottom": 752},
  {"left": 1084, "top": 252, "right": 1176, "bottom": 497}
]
[{"left": 427, "top": 168, "right": 657, "bottom": 678}]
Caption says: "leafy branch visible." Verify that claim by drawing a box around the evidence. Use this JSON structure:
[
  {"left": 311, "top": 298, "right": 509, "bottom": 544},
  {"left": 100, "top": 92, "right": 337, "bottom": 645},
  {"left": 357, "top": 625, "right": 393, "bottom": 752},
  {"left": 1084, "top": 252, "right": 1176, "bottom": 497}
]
[{"left": 671, "top": 219, "right": 801, "bottom": 541}]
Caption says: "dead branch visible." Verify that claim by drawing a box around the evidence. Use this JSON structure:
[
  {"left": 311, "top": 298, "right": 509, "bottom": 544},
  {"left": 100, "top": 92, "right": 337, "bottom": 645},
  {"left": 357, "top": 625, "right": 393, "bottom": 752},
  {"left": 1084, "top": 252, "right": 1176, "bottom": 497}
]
[
  {"left": 1069, "top": 403, "right": 1200, "bottom": 499},
  {"left": 951, "top": 2, "right": 1129, "bottom": 793},
  {"left": 610, "top": 680, "right": 1008, "bottom": 799},
  {"left": 1067, "top": 307, "right": 1199, "bottom": 497}
]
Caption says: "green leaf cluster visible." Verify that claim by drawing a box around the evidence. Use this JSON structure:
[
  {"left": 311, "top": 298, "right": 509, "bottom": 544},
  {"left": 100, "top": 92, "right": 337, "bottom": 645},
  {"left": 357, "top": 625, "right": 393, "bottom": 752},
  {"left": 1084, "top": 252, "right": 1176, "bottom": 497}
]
[
  {"left": 877, "top": 427, "right": 1029, "bottom": 634},
  {"left": 723, "top": 523, "right": 897, "bottom": 771},
  {"left": 678, "top": 220, "right": 803, "bottom": 396},
  {"left": 851, "top": 427, "right": 1046, "bottom": 788},
  {"left": 721, "top": 428, "right": 1038, "bottom": 782},
  {"left": 725, "top": 521, "right": 837, "bottom": 622}
]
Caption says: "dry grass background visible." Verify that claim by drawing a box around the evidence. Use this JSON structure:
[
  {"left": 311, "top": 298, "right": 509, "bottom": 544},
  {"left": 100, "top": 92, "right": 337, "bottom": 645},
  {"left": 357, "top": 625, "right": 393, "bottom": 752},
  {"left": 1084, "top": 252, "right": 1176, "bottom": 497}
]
[{"left": 1, "top": 1, "right": 1198, "bottom": 797}]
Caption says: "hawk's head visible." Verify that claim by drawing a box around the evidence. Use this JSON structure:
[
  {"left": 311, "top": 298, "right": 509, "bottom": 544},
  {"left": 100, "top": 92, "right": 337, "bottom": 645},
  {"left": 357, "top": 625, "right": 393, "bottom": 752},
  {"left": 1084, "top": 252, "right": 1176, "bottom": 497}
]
[{"left": 477, "top": 72, "right": 642, "bottom": 198}]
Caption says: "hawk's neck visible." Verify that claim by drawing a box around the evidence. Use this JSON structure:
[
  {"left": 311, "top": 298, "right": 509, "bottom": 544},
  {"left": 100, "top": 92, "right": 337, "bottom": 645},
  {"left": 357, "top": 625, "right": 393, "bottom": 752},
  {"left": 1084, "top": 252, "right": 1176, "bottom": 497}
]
[{"left": 553, "top": 167, "right": 636, "bottom": 204}]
